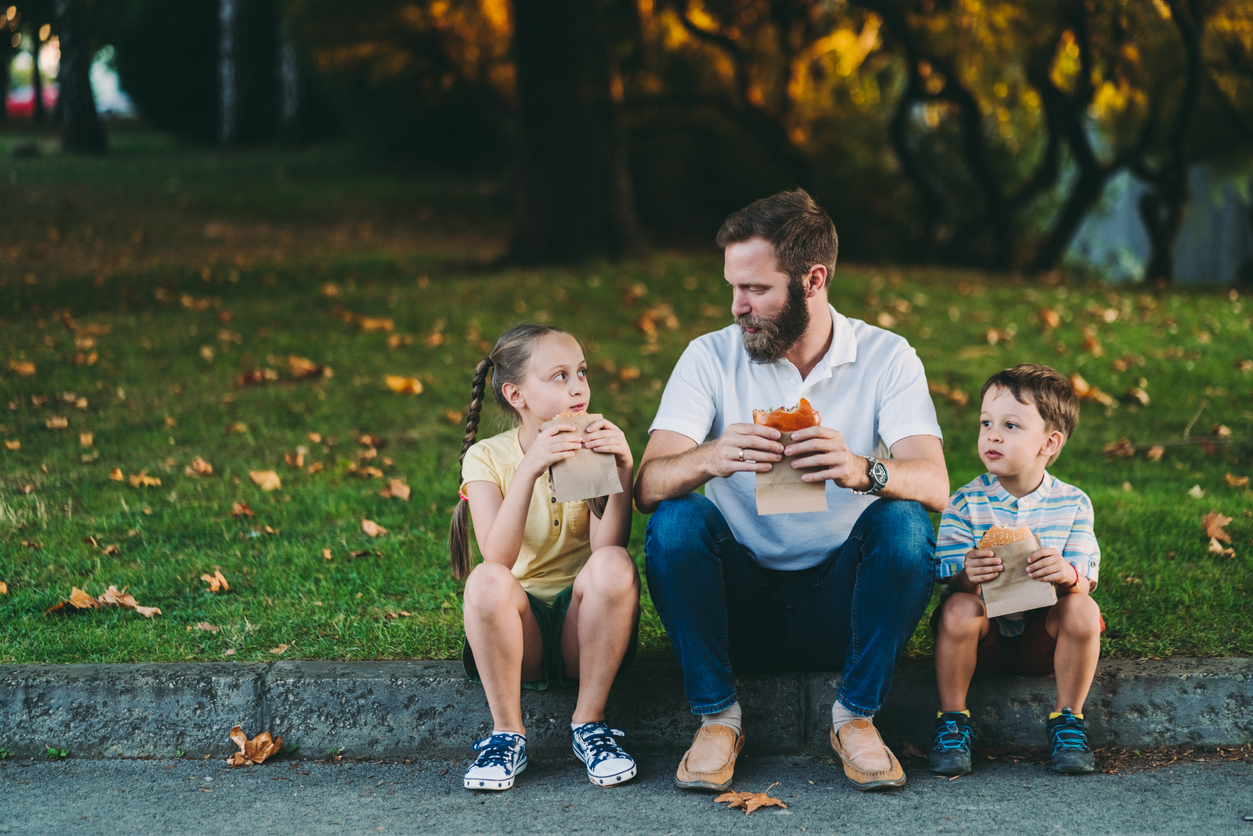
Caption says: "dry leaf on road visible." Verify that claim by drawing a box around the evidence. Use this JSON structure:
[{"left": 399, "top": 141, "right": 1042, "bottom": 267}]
[
  {"left": 714, "top": 782, "right": 788, "bottom": 815},
  {"left": 250, "top": 470, "right": 281, "bottom": 491},
  {"left": 1202, "top": 511, "right": 1233, "bottom": 543},
  {"left": 228, "top": 726, "right": 284, "bottom": 767},
  {"left": 380, "top": 479, "right": 410, "bottom": 500},
  {"left": 362, "top": 519, "right": 388, "bottom": 537},
  {"left": 201, "top": 570, "right": 231, "bottom": 593},
  {"left": 384, "top": 375, "right": 423, "bottom": 395}
]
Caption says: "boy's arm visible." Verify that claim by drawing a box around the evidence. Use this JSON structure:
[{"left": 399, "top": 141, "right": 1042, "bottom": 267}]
[
  {"left": 935, "top": 496, "right": 977, "bottom": 591},
  {"left": 1058, "top": 493, "right": 1100, "bottom": 595}
]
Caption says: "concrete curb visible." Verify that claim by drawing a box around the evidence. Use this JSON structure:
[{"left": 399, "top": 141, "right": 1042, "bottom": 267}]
[{"left": 2, "top": 659, "right": 1250, "bottom": 759}]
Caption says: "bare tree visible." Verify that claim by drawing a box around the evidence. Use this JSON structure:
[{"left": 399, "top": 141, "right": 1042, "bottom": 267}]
[{"left": 55, "top": 0, "right": 107, "bottom": 153}]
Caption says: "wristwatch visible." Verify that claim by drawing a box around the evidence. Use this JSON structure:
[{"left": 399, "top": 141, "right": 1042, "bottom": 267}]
[{"left": 853, "top": 456, "right": 889, "bottom": 495}]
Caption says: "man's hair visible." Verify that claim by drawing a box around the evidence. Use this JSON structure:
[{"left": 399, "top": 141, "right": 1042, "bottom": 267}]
[
  {"left": 716, "top": 188, "right": 838, "bottom": 286},
  {"left": 981, "top": 364, "right": 1079, "bottom": 463}
]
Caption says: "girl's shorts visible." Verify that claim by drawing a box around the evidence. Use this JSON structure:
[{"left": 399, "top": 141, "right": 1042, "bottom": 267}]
[{"left": 462, "top": 584, "right": 639, "bottom": 691}]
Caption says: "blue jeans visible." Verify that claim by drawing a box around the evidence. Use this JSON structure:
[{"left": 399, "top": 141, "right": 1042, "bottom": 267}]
[{"left": 644, "top": 493, "right": 936, "bottom": 717}]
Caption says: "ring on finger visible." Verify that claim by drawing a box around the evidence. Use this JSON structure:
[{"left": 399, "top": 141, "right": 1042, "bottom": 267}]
[{"left": 738, "top": 448, "right": 745, "bottom": 462}]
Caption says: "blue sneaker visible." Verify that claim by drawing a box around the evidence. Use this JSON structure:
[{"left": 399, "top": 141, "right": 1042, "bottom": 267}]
[
  {"left": 929, "top": 711, "right": 976, "bottom": 775},
  {"left": 1047, "top": 709, "right": 1095, "bottom": 774},
  {"left": 572, "top": 722, "right": 637, "bottom": 787},
  {"left": 463, "top": 732, "right": 527, "bottom": 791}
]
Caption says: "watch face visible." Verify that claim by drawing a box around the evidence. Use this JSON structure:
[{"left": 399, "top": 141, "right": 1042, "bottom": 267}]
[{"left": 870, "top": 460, "right": 889, "bottom": 487}]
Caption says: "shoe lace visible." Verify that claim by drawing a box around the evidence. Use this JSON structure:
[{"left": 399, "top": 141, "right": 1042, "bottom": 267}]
[
  {"left": 471, "top": 734, "right": 521, "bottom": 769},
  {"left": 1049, "top": 713, "right": 1090, "bottom": 752},
  {"left": 576, "top": 724, "right": 628, "bottom": 766},
  {"left": 933, "top": 717, "right": 974, "bottom": 752}
]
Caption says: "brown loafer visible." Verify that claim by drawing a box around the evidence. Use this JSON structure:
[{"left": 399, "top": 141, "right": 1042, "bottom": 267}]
[
  {"left": 829, "top": 718, "right": 906, "bottom": 791},
  {"left": 674, "top": 724, "right": 744, "bottom": 791}
]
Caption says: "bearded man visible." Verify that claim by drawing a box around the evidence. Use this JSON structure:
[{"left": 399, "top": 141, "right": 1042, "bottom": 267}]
[{"left": 634, "top": 189, "right": 949, "bottom": 792}]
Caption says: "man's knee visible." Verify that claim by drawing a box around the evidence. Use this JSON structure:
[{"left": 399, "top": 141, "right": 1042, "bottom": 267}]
[
  {"left": 645, "top": 493, "right": 719, "bottom": 564},
  {"left": 859, "top": 499, "right": 935, "bottom": 575}
]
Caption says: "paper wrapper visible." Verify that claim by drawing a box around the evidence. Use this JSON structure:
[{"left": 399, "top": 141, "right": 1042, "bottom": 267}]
[
  {"left": 979, "top": 532, "right": 1057, "bottom": 618},
  {"left": 541, "top": 412, "right": 624, "bottom": 503},
  {"left": 754, "top": 431, "right": 828, "bottom": 515}
]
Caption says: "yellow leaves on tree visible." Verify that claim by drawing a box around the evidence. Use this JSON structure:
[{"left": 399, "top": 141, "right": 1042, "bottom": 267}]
[
  {"left": 228, "top": 726, "right": 283, "bottom": 767},
  {"left": 714, "top": 783, "right": 788, "bottom": 815},
  {"left": 46, "top": 585, "right": 161, "bottom": 618},
  {"left": 362, "top": 519, "right": 388, "bottom": 537},
  {"left": 201, "top": 570, "right": 231, "bottom": 593},
  {"left": 385, "top": 375, "right": 423, "bottom": 395},
  {"left": 379, "top": 479, "right": 410, "bottom": 500},
  {"left": 250, "top": 470, "right": 281, "bottom": 491}
]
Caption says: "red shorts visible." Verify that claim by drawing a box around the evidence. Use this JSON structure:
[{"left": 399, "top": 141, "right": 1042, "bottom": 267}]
[{"left": 973, "top": 608, "right": 1106, "bottom": 677}]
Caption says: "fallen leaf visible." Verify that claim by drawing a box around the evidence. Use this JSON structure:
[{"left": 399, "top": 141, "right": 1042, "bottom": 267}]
[
  {"left": 323, "top": 548, "right": 333, "bottom": 560},
  {"left": 227, "top": 726, "right": 284, "bottom": 766},
  {"left": 357, "top": 433, "right": 381, "bottom": 448},
  {"left": 186, "top": 456, "right": 214, "bottom": 476},
  {"left": 8, "top": 360, "right": 36, "bottom": 376},
  {"left": 308, "top": 432, "right": 323, "bottom": 443},
  {"left": 201, "top": 570, "right": 231, "bottom": 593},
  {"left": 362, "top": 519, "right": 388, "bottom": 537},
  {"left": 444, "top": 410, "right": 463, "bottom": 424},
  {"left": 1038, "top": 308, "right": 1061, "bottom": 329},
  {"left": 70, "top": 587, "right": 99, "bottom": 609},
  {"left": 1146, "top": 446, "right": 1165, "bottom": 462},
  {"left": 287, "top": 355, "right": 325, "bottom": 379},
  {"left": 3, "top": 439, "right": 19, "bottom": 450},
  {"left": 128, "top": 471, "right": 162, "bottom": 487},
  {"left": 109, "top": 467, "right": 124, "bottom": 481},
  {"left": 250, "top": 470, "right": 281, "bottom": 491},
  {"left": 1188, "top": 485, "right": 1205, "bottom": 499},
  {"left": 1125, "top": 387, "right": 1150, "bottom": 406},
  {"left": 901, "top": 740, "right": 927, "bottom": 759},
  {"left": 284, "top": 447, "right": 307, "bottom": 469},
  {"left": 46, "top": 416, "right": 68, "bottom": 429},
  {"left": 164, "top": 415, "right": 178, "bottom": 428},
  {"left": 619, "top": 366, "right": 641, "bottom": 382},
  {"left": 1102, "top": 439, "right": 1135, "bottom": 459},
  {"left": 188, "top": 622, "right": 221, "bottom": 633},
  {"left": 355, "top": 465, "right": 385, "bottom": 479},
  {"left": 101, "top": 544, "right": 120, "bottom": 556},
  {"left": 231, "top": 502, "right": 254, "bottom": 518},
  {"left": 236, "top": 368, "right": 279, "bottom": 387},
  {"left": 0, "top": 581, "right": 6, "bottom": 594},
  {"left": 226, "top": 421, "right": 248, "bottom": 434},
  {"left": 357, "top": 316, "right": 394, "bottom": 333},
  {"left": 1069, "top": 374, "right": 1117, "bottom": 408},
  {"left": 96, "top": 585, "right": 161, "bottom": 617},
  {"left": 1209, "top": 537, "right": 1226, "bottom": 554},
  {"left": 1212, "top": 424, "right": 1232, "bottom": 437},
  {"left": 384, "top": 375, "right": 423, "bottom": 395},
  {"left": 306, "top": 461, "right": 323, "bottom": 474},
  {"left": 80, "top": 432, "right": 93, "bottom": 447},
  {"left": 20, "top": 483, "right": 34, "bottom": 493},
  {"left": 380, "top": 479, "right": 410, "bottom": 500},
  {"left": 1203, "top": 510, "right": 1233, "bottom": 543},
  {"left": 714, "top": 782, "right": 788, "bottom": 815},
  {"left": 1226, "top": 473, "right": 1249, "bottom": 488},
  {"left": 269, "top": 644, "right": 289, "bottom": 655}
]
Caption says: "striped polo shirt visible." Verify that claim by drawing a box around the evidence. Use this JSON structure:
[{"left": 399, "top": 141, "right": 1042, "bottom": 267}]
[{"left": 935, "top": 471, "right": 1101, "bottom": 636}]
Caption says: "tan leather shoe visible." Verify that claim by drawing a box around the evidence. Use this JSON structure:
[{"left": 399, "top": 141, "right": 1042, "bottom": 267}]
[
  {"left": 829, "top": 718, "right": 906, "bottom": 791},
  {"left": 674, "top": 724, "right": 744, "bottom": 791}
]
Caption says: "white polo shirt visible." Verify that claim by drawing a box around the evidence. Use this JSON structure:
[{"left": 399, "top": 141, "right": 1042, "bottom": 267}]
[{"left": 649, "top": 305, "right": 942, "bottom": 571}]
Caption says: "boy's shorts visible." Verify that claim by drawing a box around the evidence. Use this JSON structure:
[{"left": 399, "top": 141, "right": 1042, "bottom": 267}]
[
  {"left": 462, "top": 584, "right": 639, "bottom": 691},
  {"left": 931, "top": 600, "right": 1106, "bottom": 677}
]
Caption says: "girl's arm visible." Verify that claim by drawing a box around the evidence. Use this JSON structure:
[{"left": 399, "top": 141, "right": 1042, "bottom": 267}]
[
  {"left": 467, "top": 424, "right": 582, "bottom": 568},
  {"left": 584, "top": 418, "right": 634, "bottom": 550}
]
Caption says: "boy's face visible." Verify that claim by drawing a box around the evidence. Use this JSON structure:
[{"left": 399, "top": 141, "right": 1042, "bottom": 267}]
[{"left": 978, "top": 386, "right": 1062, "bottom": 481}]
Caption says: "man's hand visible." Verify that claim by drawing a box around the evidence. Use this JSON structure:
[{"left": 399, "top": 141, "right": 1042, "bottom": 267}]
[
  {"left": 705, "top": 423, "right": 784, "bottom": 479},
  {"left": 782, "top": 425, "right": 869, "bottom": 490},
  {"left": 1027, "top": 547, "right": 1077, "bottom": 587}
]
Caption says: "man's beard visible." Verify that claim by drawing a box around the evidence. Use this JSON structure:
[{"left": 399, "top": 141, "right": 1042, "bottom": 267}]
[{"left": 737, "top": 277, "right": 810, "bottom": 364}]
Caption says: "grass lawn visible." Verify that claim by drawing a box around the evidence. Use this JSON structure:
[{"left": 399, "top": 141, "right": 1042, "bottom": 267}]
[{"left": 2, "top": 128, "right": 1252, "bottom": 664}]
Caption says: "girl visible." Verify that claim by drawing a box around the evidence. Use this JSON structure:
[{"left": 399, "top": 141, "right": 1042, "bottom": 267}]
[{"left": 448, "top": 323, "right": 640, "bottom": 791}]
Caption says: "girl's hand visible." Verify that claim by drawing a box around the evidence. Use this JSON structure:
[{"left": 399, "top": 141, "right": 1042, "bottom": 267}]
[
  {"left": 963, "top": 548, "right": 1002, "bottom": 585},
  {"left": 1027, "top": 547, "right": 1076, "bottom": 586},
  {"left": 520, "top": 423, "right": 584, "bottom": 481},
  {"left": 582, "top": 418, "right": 633, "bottom": 471}
]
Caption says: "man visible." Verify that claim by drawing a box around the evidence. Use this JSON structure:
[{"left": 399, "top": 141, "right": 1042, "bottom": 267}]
[{"left": 634, "top": 189, "right": 949, "bottom": 792}]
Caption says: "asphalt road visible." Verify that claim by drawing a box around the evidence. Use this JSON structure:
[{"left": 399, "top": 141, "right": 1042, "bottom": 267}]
[{"left": 2, "top": 751, "right": 1251, "bottom": 835}]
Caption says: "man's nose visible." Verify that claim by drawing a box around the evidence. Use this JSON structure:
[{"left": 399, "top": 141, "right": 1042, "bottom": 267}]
[{"left": 731, "top": 290, "right": 751, "bottom": 318}]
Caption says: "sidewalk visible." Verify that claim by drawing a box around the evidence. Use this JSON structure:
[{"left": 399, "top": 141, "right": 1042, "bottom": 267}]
[{"left": 2, "top": 658, "right": 1250, "bottom": 759}]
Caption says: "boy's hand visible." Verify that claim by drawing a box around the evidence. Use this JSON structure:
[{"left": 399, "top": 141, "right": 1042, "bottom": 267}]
[
  {"left": 1026, "top": 547, "right": 1077, "bottom": 586},
  {"left": 962, "top": 548, "right": 1002, "bottom": 584}
]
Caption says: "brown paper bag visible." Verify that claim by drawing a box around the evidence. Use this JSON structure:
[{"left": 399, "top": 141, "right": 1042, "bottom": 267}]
[
  {"left": 541, "top": 412, "right": 624, "bottom": 503},
  {"left": 754, "top": 431, "right": 828, "bottom": 515},
  {"left": 979, "top": 532, "right": 1057, "bottom": 618}
]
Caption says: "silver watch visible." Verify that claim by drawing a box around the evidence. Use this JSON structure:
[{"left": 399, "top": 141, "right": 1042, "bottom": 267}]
[{"left": 853, "top": 456, "right": 888, "bottom": 495}]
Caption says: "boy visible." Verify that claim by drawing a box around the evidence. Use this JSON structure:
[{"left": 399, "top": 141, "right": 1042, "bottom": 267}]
[{"left": 929, "top": 364, "right": 1104, "bottom": 775}]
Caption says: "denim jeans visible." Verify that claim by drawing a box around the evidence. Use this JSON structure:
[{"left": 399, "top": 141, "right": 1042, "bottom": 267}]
[{"left": 644, "top": 492, "right": 936, "bottom": 718}]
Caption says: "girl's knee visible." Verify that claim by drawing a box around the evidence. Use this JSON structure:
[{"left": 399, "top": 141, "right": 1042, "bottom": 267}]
[
  {"left": 581, "top": 547, "right": 640, "bottom": 598},
  {"left": 464, "top": 562, "right": 521, "bottom": 612}
]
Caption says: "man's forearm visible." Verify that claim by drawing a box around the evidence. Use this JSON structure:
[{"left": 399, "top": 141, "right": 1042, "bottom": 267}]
[
  {"left": 863, "top": 455, "right": 949, "bottom": 512},
  {"left": 633, "top": 445, "right": 714, "bottom": 514}
]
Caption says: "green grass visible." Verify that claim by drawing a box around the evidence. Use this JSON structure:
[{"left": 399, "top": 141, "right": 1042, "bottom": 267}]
[{"left": 1, "top": 129, "right": 1252, "bottom": 664}]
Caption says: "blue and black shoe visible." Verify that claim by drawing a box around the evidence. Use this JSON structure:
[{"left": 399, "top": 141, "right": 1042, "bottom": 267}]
[
  {"left": 463, "top": 732, "right": 527, "bottom": 790},
  {"left": 929, "top": 711, "right": 976, "bottom": 775},
  {"left": 1047, "top": 709, "right": 1095, "bottom": 774},
  {"left": 572, "top": 722, "right": 637, "bottom": 787}
]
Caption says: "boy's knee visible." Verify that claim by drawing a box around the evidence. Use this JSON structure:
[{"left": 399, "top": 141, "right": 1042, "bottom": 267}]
[
  {"left": 1056, "top": 594, "right": 1102, "bottom": 635},
  {"left": 937, "top": 592, "right": 986, "bottom": 634}
]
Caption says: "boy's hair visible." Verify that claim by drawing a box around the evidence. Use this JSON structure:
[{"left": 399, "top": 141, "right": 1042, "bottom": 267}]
[
  {"left": 715, "top": 188, "right": 838, "bottom": 287},
  {"left": 981, "top": 364, "right": 1079, "bottom": 464},
  {"left": 448, "top": 323, "right": 603, "bottom": 580}
]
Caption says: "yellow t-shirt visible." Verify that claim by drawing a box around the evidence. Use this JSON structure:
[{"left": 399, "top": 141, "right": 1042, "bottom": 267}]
[{"left": 460, "top": 429, "right": 591, "bottom": 605}]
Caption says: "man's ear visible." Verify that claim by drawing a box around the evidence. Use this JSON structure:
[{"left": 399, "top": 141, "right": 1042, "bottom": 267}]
[
  {"left": 1041, "top": 430, "right": 1064, "bottom": 458},
  {"left": 502, "top": 382, "right": 525, "bottom": 411},
  {"left": 806, "top": 264, "right": 828, "bottom": 295}
]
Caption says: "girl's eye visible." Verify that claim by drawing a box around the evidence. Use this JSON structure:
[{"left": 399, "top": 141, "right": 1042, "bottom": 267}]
[
  {"left": 555, "top": 372, "right": 566, "bottom": 380},
  {"left": 578, "top": 369, "right": 587, "bottom": 378}
]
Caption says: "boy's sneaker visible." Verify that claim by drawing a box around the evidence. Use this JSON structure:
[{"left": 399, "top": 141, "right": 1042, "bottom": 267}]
[
  {"left": 463, "top": 732, "right": 527, "bottom": 791},
  {"left": 572, "top": 722, "right": 637, "bottom": 787},
  {"left": 1047, "top": 709, "right": 1095, "bottom": 774},
  {"left": 929, "top": 711, "right": 976, "bottom": 776}
]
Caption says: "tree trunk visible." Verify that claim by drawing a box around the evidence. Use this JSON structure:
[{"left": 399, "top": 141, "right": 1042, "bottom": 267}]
[
  {"left": 509, "top": 0, "right": 641, "bottom": 263},
  {"left": 0, "top": 32, "right": 10, "bottom": 122},
  {"left": 55, "top": 0, "right": 107, "bottom": 154},
  {"left": 218, "top": 0, "right": 279, "bottom": 146},
  {"left": 30, "top": 23, "right": 45, "bottom": 123},
  {"left": 218, "top": 0, "right": 238, "bottom": 144}
]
